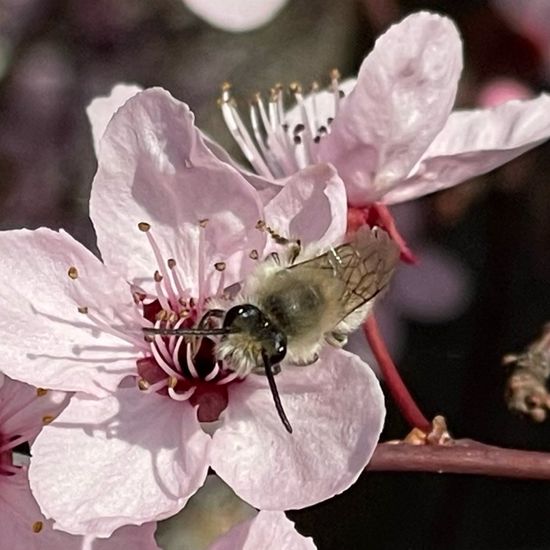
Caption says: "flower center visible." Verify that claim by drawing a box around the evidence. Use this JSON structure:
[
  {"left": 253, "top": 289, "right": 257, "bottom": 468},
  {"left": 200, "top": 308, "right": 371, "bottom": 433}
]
[
  {"left": 69, "top": 221, "right": 246, "bottom": 423},
  {"left": 220, "top": 69, "right": 346, "bottom": 179}
]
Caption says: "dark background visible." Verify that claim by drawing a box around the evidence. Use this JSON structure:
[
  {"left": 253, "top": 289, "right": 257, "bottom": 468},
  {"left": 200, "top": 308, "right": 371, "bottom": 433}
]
[{"left": 1, "top": 1, "right": 549, "bottom": 548}]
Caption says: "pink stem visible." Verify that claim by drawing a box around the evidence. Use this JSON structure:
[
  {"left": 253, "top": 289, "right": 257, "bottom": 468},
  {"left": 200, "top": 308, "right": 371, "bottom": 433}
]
[
  {"left": 368, "top": 439, "right": 550, "bottom": 480},
  {"left": 364, "top": 315, "right": 431, "bottom": 432}
]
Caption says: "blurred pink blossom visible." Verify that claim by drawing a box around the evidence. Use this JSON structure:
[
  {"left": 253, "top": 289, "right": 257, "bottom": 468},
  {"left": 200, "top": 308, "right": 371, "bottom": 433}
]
[
  {"left": 184, "top": 0, "right": 288, "bottom": 32},
  {"left": 0, "top": 374, "right": 159, "bottom": 549},
  {"left": 0, "top": 89, "right": 384, "bottom": 537}
]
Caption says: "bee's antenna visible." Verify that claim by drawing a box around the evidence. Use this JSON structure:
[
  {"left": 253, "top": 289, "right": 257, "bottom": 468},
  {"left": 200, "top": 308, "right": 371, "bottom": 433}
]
[
  {"left": 261, "top": 351, "right": 293, "bottom": 434},
  {"left": 143, "top": 326, "right": 233, "bottom": 337}
]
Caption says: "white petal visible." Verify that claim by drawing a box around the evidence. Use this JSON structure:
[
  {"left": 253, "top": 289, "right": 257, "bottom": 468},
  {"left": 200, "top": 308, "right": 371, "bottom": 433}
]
[
  {"left": 29, "top": 388, "right": 210, "bottom": 537},
  {"left": 384, "top": 94, "right": 550, "bottom": 204},
  {"left": 90, "top": 88, "right": 265, "bottom": 298},
  {"left": 208, "top": 511, "right": 316, "bottom": 550},
  {"left": 0, "top": 229, "right": 139, "bottom": 396},
  {"left": 210, "top": 348, "right": 385, "bottom": 510},
  {"left": 319, "top": 12, "right": 463, "bottom": 205}
]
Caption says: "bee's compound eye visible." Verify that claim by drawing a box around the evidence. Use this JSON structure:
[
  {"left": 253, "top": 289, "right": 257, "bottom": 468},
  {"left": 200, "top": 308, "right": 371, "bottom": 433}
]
[{"left": 223, "top": 304, "right": 262, "bottom": 329}]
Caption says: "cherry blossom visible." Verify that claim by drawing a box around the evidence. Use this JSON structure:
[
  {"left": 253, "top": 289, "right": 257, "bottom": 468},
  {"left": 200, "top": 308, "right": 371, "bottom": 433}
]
[
  {"left": 0, "top": 88, "right": 384, "bottom": 537},
  {"left": 219, "top": 11, "right": 550, "bottom": 208},
  {"left": 0, "top": 374, "right": 159, "bottom": 549}
]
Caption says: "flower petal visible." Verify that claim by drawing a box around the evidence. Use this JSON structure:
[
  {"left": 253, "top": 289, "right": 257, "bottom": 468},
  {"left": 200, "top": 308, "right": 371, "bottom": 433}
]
[
  {"left": 264, "top": 164, "right": 347, "bottom": 250},
  {"left": 0, "top": 375, "right": 69, "bottom": 440},
  {"left": 210, "top": 348, "right": 385, "bottom": 510},
  {"left": 0, "top": 229, "right": 139, "bottom": 396},
  {"left": 208, "top": 511, "right": 316, "bottom": 550},
  {"left": 86, "top": 84, "right": 143, "bottom": 155},
  {"left": 383, "top": 93, "right": 550, "bottom": 204},
  {"left": 29, "top": 387, "right": 210, "bottom": 537},
  {"left": 319, "top": 12, "right": 463, "bottom": 205},
  {"left": 184, "top": 0, "right": 288, "bottom": 32},
  {"left": 90, "top": 88, "right": 265, "bottom": 298},
  {"left": 0, "top": 472, "right": 159, "bottom": 549}
]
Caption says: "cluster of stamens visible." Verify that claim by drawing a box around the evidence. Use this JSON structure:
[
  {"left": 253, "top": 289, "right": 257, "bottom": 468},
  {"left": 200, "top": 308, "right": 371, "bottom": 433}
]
[
  {"left": 67, "top": 220, "right": 247, "bottom": 420},
  {"left": 220, "top": 69, "right": 346, "bottom": 179}
]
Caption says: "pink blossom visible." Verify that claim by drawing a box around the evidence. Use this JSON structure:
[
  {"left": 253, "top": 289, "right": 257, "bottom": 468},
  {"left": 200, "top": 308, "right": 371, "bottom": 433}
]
[
  {"left": 1, "top": 88, "right": 384, "bottom": 537},
  {"left": 208, "top": 511, "right": 315, "bottom": 550},
  {"left": 0, "top": 374, "right": 159, "bottom": 549},
  {"left": 219, "top": 11, "right": 550, "bottom": 207}
]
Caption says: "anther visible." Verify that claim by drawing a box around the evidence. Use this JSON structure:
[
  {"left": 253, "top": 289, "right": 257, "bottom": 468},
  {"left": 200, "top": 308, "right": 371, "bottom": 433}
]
[
  {"left": 256, "top": 220, "right": 266, "bottom": 230},
  {"left": 167, "top": 258, "right": 176, "bottom": 269},
  {"left": 133, "top": 291, "right": 146, "bottom": 304},
  {"left": 289, "top": 82, "right": 302, "bottom": 94},
  {"left": 168, "top": 376, "right": 178, "bottom": 389},
  {"left": 313, "top": 136, "right": 321, "bottom": 144},
  {"left": 330, "top": 68, "right": 341, "bottom": 81},
  {"left": 36, "top": 388, "right": 47, "bottom": 397},
  {"left": 138, "top": 379, "right": 150, "bottom": 391},
  {"left": 222, "top": 82, "right": 232, "bottom": 92},
  {"left": 77, "top": 306, "right": 88, "bottom": 314},
  {"left": 199, "top": 218, "right": 209, "bottom": 228},
  {"left": 156, "top": 309, "right": 169, "bottom": 322},
  {"left": 214, "top": 262, "right": 226, "bottom": 272},
  {"left": 154, "top": 271, "right": 163, "bottom": 283},
  {"left": 67, "top": 266, "right": 78, "bottom": 280},
  {"left": 138, "top": 222, "right": 151, "bottom": 232},
  {"left": 32, "top": 521, "right": 43, "bottom": 533},
  {"left": 42, "top": 415, "right": 54, "bottom": 425},
  {"left": 249, "top": 249, "right": 259, "bottom": 260},
  {"left": 293, "top": 135, "right": 302, "bottom": 145},
  {"left": 293, "top": 123, "right": 305, "bottom": 134}
]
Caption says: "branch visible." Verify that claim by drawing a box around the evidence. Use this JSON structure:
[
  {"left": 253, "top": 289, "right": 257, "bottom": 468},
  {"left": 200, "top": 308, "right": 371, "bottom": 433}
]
[{"left": 368, "top": 439, "right": 550, "bottom": 480}]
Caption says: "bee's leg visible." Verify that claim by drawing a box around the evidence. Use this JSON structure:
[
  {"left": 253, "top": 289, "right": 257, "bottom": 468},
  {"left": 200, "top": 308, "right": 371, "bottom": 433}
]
[
  {"left": 191, "top": 309, "right": 225, "bottom": 354},
  {"left": 197, "top": 309, "right": 225, "bottom": 329},
  {"left": 253, "top": 363, "right": 282, "bottom": 376},
  {"left": 325, "top": 331, "right": 348, "bottom": 348},
  {"left": 256, "top": 220, "right": 302, "bottom": 264},
  {"left": 290, "top": 353, "right": 319, "bottom": 367}
]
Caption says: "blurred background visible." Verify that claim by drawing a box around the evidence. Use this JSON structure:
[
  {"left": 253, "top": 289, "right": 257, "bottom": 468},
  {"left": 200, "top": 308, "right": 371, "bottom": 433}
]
[{"left": 1, "top": 0, "right": 550, "bottom": 548}]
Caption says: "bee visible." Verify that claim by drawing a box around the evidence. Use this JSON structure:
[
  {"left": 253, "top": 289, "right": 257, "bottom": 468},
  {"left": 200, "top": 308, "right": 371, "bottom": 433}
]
[{"left": 144, "top": 225, "right": 399, "bottom": 433}]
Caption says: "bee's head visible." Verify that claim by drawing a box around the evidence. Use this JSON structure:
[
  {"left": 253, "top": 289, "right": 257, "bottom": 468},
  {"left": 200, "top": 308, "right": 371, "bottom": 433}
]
[{"left": 223, "top": 304, "right": 287, "bottom": 364}]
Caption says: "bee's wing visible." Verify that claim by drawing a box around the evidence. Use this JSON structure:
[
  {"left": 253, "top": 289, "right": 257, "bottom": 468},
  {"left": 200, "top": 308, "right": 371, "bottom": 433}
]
[{"left": 288, "top": 226, "right": 399, "bottom": 323}]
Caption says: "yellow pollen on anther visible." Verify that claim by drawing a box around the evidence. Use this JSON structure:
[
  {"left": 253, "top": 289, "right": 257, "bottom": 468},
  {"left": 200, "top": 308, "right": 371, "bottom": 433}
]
[
  {"left": 42, "top": 415, "right": 54, "bottom": 425},
  {"left": 221, "top": 82, "right": 232, "bottom": 92},
  {"left": 179, "top": 309, "right": 190, "bottom": 318},
  {"left": 156, "top": 309, "right": 169, "bottom": 322},
  {"left": 289, "top": 82, "right": 302, "bottom": 94},
  {"left": 330, "top": 68, "right": 341, "bottom": 80},
  {"left": 77, "top": 306, "right": 88, "bottom": 314},
  {"left": 138, "top": 379, "right": 150, "bottom": 391},
  {"left": 168, "top": 376, "right": 178, "bottom": 389},
  {"left": 214, "top": 262, "right": 226, "bottom": 272},
  {"left": 32, "top": 521, "right": 43, "bottom": 533},
  {"left": 249, "top": 249, "right": 259, "bottom": 260},
  {"left": 138, "top": 222, "right": 151, "bottom": 232},
  {"left": 199, "top": 218, "right": 209, "bottom": 228},
  {"left": 67, "top": 266, "right": 78, "bottom": 280},
  {"left": 36, "top": 388, "right": 48, "bottom": 397}
]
